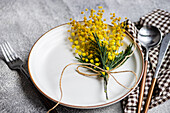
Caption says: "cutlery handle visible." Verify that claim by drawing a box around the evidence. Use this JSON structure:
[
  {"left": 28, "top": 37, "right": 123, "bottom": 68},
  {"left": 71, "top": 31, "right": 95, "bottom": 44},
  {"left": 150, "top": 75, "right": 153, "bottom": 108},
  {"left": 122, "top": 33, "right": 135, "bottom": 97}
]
[
  {"left": 137, "top": 61, "right": 148, "bottom": 113},
  {"left": 19, "top": 65, "right": 58, "bottom": 113},
  {"left": 19, "top": 65, "right": 30, "bottom": 80},
  {"left": 144, "top": 78, "right": 157, "bottom": 113}
]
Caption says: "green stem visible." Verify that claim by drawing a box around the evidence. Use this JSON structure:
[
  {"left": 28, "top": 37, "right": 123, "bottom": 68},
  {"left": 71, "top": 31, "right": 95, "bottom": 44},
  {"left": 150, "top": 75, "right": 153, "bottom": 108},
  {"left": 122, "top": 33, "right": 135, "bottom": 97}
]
[{"left": 104, "top": 75, "right": 109, "bottom": 100}]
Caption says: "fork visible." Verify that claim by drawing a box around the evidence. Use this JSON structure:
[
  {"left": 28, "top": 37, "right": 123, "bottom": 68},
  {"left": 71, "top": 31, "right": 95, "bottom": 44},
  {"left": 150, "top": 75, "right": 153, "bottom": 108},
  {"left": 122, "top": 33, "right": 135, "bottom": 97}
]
[{"left": 0, "top": 42, "right": 58, "bottom": 113}]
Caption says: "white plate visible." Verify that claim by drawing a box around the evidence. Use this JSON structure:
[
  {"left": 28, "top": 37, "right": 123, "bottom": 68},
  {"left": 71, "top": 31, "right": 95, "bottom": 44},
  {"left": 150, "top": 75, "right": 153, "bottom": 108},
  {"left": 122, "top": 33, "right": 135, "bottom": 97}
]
[{"left": 28, "top": 23, "right": 144, "bottom": 109}]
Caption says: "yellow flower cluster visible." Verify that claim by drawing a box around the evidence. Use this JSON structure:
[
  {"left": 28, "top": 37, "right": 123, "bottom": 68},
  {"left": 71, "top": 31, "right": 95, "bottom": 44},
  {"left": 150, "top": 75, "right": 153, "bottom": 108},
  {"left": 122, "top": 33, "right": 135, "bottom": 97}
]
[{"left": 68, "top": 6, "right": 127, "bottom": 69}]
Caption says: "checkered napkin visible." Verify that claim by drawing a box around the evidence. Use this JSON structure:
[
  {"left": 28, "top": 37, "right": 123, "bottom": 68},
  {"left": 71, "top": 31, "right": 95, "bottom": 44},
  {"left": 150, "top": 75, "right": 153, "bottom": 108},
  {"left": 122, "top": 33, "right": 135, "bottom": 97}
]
[{"left": 122, "top": 9, "right": 170, "bottom": 113}]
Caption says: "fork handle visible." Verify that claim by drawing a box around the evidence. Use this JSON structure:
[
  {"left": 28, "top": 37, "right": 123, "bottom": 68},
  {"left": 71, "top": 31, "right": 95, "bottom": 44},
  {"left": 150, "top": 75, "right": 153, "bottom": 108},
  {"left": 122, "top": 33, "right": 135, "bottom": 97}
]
[
  {"left": 19, "top": 65, "right": 58, "bottom": 113},
  {"left": 19, "top": 65, "right": 30, "bottom": 80}
]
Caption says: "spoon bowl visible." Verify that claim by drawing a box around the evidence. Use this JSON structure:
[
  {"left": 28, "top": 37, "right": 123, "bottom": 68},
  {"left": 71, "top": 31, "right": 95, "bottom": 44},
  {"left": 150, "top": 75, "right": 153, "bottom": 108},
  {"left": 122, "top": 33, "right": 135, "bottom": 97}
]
[{"left": 138, "top": 26, "right": 162, "bottom": 49}]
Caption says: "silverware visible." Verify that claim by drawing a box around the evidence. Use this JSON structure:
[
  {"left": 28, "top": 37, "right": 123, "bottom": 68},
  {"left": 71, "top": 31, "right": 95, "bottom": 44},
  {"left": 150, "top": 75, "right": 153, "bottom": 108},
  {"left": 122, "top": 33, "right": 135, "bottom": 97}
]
[
  {"left": 137, "top": 26, "right": 162, "bottom": 113},
  {"left": 0, "top": 42, "right": 58, "bottom": 113},
  {"left": 144, "top": 33, "right": 170, "bottom": 113}
]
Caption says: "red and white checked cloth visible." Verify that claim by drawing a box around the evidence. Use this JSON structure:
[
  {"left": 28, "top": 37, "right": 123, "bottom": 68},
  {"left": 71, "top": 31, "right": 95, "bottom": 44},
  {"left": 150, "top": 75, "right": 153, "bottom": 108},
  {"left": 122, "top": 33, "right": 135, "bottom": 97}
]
[{"left": 122, "top": 9, "right": 170, "bottom": 113}]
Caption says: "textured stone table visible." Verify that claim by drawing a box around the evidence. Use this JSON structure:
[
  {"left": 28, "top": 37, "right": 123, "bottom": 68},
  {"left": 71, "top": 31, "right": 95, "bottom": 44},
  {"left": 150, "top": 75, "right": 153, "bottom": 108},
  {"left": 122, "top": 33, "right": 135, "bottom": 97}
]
[{"left": 0, "top": 0, "right": 169, "bottom": 113}]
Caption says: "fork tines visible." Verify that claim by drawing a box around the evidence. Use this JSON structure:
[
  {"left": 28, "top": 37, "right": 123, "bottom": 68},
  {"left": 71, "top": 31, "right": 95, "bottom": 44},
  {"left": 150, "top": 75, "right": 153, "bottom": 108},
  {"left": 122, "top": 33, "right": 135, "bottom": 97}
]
[{"left": 0, "top": 42, "right": 19, "bottom": 62}]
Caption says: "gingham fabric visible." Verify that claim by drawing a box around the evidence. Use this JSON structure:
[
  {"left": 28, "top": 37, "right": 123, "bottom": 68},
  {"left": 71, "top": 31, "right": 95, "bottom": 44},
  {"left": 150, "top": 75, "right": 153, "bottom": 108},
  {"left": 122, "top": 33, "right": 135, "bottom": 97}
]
[{"left": 122, "top": 9, "right": 170, "bottom": 113}]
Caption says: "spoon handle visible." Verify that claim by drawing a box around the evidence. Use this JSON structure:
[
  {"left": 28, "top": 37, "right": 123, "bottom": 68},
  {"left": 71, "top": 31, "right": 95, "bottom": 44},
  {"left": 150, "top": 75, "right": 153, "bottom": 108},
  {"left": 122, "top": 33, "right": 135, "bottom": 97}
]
[{"left": 137, "top": 61, "right": 148, "bottom": 113}]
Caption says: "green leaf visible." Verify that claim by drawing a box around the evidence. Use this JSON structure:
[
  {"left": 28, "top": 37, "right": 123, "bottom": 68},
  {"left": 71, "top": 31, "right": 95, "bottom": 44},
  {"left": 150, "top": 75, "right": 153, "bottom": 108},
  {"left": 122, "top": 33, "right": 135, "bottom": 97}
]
[{"left": 75, "top": 33, "right": 133, "bottom": 100}]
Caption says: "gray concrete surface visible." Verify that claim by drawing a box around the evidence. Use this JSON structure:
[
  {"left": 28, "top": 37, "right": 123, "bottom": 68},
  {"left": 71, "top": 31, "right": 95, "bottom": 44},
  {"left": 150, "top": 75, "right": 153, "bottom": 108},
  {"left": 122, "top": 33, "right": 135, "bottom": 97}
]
[{"left": 0, "top": 0, "right": 169, "bottom": 113}]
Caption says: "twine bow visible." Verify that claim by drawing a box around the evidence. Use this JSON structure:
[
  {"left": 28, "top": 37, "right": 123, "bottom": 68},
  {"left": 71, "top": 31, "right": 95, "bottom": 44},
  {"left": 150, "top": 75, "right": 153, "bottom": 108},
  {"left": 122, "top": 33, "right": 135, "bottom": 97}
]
[{"left": 47, "top": 32, "right": 138, "bottom": 113}]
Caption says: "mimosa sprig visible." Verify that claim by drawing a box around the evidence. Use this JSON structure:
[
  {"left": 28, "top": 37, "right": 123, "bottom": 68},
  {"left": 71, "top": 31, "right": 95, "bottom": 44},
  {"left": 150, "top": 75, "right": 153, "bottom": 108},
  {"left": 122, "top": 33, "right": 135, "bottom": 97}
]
[{"left": 67, "top": 6, "right": 132, "bottom": 99}]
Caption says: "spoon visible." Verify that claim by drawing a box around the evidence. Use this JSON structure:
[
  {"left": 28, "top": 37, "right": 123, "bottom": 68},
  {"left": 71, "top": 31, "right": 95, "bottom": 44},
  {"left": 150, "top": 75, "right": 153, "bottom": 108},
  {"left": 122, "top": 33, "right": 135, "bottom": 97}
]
[{"left": 137, "top": 26, "right": 162, "bottom": 113}]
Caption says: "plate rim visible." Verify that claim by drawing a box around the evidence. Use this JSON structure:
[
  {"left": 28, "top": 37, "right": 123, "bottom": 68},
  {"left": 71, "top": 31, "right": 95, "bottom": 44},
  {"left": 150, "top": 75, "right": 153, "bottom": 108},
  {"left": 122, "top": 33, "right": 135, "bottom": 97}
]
[{"left": 28, "top": 23, "right": 144, "bottom": 109}]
